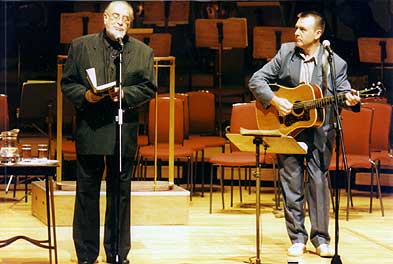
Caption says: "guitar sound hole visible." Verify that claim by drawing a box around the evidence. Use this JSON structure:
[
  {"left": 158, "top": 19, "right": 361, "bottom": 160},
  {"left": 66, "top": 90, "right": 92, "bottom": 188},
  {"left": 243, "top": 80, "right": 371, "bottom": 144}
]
[{"left": 283, "top": 110, "right": 310, "bottom": 126}]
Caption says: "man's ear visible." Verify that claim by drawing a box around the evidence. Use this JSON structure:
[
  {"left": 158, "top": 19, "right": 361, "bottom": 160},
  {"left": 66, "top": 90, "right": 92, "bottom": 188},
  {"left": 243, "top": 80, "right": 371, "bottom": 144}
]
[
  {"left": 103, "top": 12, "right": 109, "bottom": 24},
  {"left": 314, "top": 29, "right": 322, "bottom": 40}
]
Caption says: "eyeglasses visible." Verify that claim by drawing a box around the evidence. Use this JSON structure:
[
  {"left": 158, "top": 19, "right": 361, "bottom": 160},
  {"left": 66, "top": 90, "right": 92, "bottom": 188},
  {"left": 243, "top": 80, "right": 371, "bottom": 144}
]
[{"left": 108, "top": 12, "right": 131, "bottom": 24}]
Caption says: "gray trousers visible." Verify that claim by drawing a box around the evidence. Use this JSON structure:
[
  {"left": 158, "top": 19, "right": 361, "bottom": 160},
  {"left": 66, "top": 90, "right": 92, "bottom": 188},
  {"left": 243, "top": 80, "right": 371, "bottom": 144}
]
[{"left": 278, "top": 143, "right": 332, "bottom": 248}]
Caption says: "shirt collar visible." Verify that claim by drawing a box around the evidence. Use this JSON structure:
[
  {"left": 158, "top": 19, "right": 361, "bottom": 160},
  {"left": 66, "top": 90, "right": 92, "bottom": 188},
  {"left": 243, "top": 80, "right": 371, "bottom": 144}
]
[{"left": 299, "top": 45, "right": 320, "bottom": 64}]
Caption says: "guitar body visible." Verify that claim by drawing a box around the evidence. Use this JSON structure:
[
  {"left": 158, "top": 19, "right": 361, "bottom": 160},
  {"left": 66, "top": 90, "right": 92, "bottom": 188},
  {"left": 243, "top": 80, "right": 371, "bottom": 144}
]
[{"left": 256, "top": 83, "right": 325, "bottom": 136}]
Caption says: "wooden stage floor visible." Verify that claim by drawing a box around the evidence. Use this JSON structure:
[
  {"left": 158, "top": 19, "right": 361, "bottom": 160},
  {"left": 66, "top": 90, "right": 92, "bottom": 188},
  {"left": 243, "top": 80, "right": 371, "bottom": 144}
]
[{"left": 1, "top": 185, "right": 393, "bottom": 264}]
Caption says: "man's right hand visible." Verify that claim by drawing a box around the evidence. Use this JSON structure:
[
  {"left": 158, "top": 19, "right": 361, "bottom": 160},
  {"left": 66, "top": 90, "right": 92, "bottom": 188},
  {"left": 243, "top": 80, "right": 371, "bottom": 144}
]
[
  {"left": 85, "top": 90, "right": 105, "bottom": 103},
  {"left": 271, "top": 95, "right": 293, "bottom": 116}
]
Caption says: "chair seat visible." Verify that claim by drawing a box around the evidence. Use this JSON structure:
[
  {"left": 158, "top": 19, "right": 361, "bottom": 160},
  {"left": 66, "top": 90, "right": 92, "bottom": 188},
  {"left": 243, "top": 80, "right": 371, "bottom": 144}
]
[
  {"left": 139, "top": 144, "right": 194, "bottom": 159},
  {"left": 329, "top": 154, "right": 373, "bottom": 170},
  {"left": 188, "top": 135, "right": 226, "bottom": 148},
  {"left": 372, "top": 150, "right": 393, "bottom": 169},
  {"left": 209, "top": 151, "right": 275, "bottom": 166},
  {"left": 184, "top": 139, "right": 205, "bottom": 151}
]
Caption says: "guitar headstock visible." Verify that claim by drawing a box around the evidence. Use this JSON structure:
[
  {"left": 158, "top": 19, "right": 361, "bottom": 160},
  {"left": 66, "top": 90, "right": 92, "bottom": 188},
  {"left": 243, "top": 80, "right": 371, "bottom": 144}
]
[{"left": 359, "top": 82, "right": 384, "bottom": 98}]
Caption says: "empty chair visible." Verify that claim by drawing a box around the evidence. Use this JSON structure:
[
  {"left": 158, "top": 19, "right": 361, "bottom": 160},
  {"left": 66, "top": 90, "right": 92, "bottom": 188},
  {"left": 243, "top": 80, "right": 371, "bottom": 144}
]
[
  {"left": 208, "top": 101, "right": 276, "bottom": 213},
  {"left": 138, "top": 97, "right": 195, "bottom": 195},
  {"left": 330, "top": 106, "right": 381, "bottom": 220},
  {"left": 363, "top": 102, "right": 392, "bottom": 213}
]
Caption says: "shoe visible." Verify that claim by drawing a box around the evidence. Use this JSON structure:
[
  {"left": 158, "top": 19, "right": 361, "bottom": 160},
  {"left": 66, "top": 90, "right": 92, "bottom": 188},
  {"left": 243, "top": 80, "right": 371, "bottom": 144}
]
[
  {"left": 288, "top": 243, "right": 306, "bottom": 256},
  {"left": 78, "top": 260, "right": 98, "bottom": 264},
  {"left": 316, "top": 244, "right": 334, "bottom": 257},
  {"left": 106, "top": 258, "right": 130, "bottom": 264}
]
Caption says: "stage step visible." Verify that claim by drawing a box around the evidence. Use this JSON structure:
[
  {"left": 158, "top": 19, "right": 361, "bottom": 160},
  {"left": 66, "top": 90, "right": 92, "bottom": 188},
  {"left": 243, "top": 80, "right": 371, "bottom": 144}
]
[{"left": 31, "top": 181, "right": 190, "bottom": 226}]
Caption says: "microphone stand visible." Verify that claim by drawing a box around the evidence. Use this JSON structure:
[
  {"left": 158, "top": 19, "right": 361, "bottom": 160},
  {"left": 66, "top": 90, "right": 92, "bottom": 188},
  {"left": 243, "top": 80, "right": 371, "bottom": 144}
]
[
  {"left": 113, "top": 39, "right": 124, "bottom": 264},
  {"left": 328, "top": 49, "right": 348, "bottom": 264}
]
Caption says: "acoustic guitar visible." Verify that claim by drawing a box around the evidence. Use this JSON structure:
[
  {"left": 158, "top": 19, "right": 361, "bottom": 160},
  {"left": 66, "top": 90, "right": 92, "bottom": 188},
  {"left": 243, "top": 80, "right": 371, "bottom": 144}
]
[{"left": 255, "top": 82, "right": 383, "bottom": 137}]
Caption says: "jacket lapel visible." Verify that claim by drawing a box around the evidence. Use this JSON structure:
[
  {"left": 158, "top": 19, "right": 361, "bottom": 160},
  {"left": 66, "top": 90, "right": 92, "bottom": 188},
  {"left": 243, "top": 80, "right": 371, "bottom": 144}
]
[{"left": 289, "top": 52, "right": 301, "bottom": 86}]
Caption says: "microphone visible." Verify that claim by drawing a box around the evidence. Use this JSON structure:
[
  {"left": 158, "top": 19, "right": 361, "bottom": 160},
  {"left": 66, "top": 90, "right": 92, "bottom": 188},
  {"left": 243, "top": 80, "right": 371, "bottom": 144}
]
[{"left": 322, "top": 40, "right": 333, "bottom": 56}]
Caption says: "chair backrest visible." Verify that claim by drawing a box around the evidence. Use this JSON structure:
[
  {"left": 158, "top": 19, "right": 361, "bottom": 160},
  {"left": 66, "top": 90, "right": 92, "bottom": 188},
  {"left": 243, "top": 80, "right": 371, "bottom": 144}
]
[
  {"left": 187, "top": 90, "right": 216, "bottom": 135},
  {"left": 341, "top": 107, "right": 373, "bottom": 156},
  {"left": 159, "top": 93, "right": 189, "bottom": 138},
  {"left": 362, "top": 102, "right": 392, "bottom": 152},
  {"left": 229, "top": 101, "right": 257, "bottom": 151},
  {"left": 148, "top": 96, "right": 184, "bottom": 145},
  {"left": 229, "top": 102, "right": 257, "bottom": 133},
  {"left": 0, "top": 94, "right": 9, "bottom": 132}
]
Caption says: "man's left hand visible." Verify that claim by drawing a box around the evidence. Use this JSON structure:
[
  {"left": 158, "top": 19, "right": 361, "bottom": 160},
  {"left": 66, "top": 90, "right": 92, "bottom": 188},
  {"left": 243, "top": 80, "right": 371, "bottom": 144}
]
[{"left": 345, "top": 89, "right": 361, "bottom": 106}]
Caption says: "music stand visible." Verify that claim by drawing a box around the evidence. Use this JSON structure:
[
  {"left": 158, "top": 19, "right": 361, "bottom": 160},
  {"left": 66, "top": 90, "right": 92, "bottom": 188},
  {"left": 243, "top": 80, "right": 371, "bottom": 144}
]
[
  {"left": 129, "top": 30, "right": 172, "bottom": 57},
  {"left": 60, "top": 12, "right": 103, "bottom": 44},
  {"left": 358, "top": 38, "right": 393, "bottom": 84},
  {"left": 143, "top": 1, "right": 189, "bottom": 27},
  {"left": 253, "top": 26, "right": 294, "bottom": 60},
  {"left": 227, "top": 129, "right": 306, "bottom": 264},
  {"left": 195, "top": 18, "right": 248, "bottom": 135}
]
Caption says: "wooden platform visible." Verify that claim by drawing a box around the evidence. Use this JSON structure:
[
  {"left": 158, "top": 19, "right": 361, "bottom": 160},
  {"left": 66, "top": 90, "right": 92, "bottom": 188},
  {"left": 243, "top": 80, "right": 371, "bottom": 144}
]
[
  {"left": 31, "top": 181, "right": 190, "bottom": 226},
  {"left": 1, "top": 187, "right": 393, "bottom": 264}
]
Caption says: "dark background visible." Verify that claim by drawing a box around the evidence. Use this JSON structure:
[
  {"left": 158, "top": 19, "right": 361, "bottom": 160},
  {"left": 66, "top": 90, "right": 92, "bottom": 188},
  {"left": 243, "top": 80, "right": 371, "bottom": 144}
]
[{"left": 1, "top": 0, "right": 392, "bottom": 130}]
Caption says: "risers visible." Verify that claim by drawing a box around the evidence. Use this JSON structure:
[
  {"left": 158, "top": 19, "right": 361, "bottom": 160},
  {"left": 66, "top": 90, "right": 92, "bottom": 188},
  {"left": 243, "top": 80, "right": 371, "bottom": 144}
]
[{"left": 31, "top": 181, "right": 190, "bottom": 226}]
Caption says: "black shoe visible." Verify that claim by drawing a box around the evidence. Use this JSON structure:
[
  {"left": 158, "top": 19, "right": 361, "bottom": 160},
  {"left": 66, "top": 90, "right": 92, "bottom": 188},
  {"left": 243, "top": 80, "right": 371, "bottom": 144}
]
[{"left": 78, "top": 259, "right": 98, "bottom": 264}]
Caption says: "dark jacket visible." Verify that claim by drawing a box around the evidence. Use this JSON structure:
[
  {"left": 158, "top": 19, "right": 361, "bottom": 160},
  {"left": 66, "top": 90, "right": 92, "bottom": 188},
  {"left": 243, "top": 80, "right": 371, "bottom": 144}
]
[{"left": 62, "top": 31, "right": 156, "bottom": 156}]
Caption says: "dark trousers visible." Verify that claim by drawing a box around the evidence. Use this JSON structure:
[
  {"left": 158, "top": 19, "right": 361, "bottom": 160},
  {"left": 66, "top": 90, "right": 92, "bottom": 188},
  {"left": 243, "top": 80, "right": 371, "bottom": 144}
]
[{"left": 73, "top": 154, "right": 132, "bottom": 263}]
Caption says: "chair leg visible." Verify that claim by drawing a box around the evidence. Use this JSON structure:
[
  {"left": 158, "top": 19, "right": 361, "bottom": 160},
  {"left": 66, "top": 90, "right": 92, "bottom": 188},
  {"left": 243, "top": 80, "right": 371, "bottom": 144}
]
[
  {"left": 188, "top": 156, "right": 193, "bottom": 201},
  {"left": 248, "top": 167, "right": 252, "bottom": 195},
  {"left": 193, "top": 151, "right": 199, "bottom": 196},
  {"left": 209, "top": 165, "right": 214, "bottom": 214},
  {"left": 346, "top": 168, "right": 352, "bottom": 221},
  {"left": 230, "top": 167, "right": 234, "bottom": 207},
  {"left": 370, "top": 165, "right": 375, "bottom": 213},
  {"left": 220, "top": 166, "right": 225, "bottom": 209},
  {"left": 375, "top": 160, "right": 384, "bottom": 216},
  {"left": 200, "top": 150, "right": 205, "bottom": 197},
  {"left": 131, "top": 145, "right": 141, "bottom": 179},
  {"left": 238, "top": 167, "right": 242, "bottom": 203}
]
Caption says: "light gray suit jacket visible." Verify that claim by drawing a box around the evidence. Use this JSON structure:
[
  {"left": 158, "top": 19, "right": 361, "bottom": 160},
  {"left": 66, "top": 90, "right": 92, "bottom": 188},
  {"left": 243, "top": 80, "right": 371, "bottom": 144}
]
[{"left": 249, "top": 42, "right": 355, "bottom": 166}]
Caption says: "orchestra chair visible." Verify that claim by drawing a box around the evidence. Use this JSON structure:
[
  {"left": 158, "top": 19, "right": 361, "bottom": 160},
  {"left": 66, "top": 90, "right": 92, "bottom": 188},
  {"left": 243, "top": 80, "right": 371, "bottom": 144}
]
[
  {"left": 187, "top": 90, "right": 227, "bottom": 194},
  {"left": 158, "top": 93, "right": 206, "bottom": 196},
  {"left": 363, "top": 102, "right": 392, "bottom": 214},
  {"left": 137, "top": 97, "right": 195, "bottom": 196},
  {"left": 0, "top": 94, "right": 9, "bottom": 132},
  {"left": 329, "top": 106, "right": 380, "bottom": 220},
  {"left": 208, "top": 102, "right": 276, "bottom": 213},
  {"left": 187, "top": 90, "right": 226, "bottom": 148}
]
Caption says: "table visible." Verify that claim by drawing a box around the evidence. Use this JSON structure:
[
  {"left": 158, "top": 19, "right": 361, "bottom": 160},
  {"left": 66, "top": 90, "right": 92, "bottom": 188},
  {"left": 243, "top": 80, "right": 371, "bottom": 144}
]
[{"left": 0, "top": 160, "right": 58, "bottom": 264}]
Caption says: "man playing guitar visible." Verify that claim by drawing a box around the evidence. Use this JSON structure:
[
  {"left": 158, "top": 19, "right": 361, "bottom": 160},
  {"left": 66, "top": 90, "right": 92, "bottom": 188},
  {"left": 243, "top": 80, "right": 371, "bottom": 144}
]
[{"left": 249, "top": 11, "right": 361, "bottom": 258}]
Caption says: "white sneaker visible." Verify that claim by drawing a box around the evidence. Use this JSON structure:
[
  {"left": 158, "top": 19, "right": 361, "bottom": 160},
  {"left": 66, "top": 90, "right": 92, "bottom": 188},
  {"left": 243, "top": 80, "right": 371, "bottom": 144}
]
[
  {"left": 288, "top": 243, "right": 306, "bottom": 256},
  {"left": 316, "top": 243, "right": 334, "bottom": 257}
]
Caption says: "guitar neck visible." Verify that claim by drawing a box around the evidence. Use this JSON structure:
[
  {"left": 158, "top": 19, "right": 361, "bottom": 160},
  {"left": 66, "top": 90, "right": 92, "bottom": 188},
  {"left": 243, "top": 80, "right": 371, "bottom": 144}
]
[{"left": 294, "top": 93, "right": 347, "bottom": 110}]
